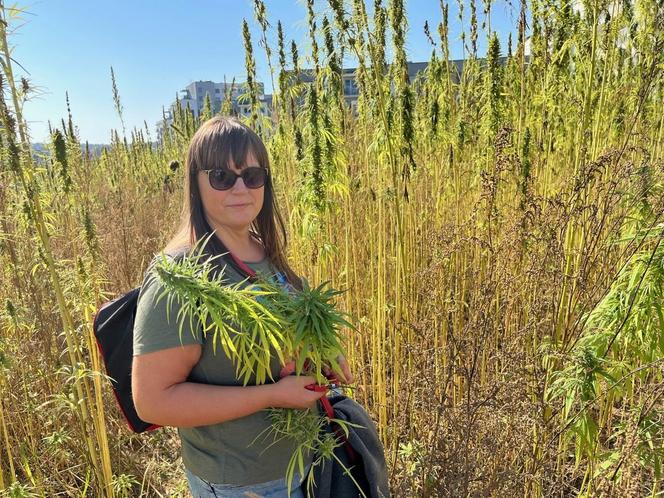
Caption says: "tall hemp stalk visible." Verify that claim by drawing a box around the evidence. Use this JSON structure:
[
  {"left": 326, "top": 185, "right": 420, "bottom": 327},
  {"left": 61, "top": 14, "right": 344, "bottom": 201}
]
[{"left": 0, "top": 3, "right": 114, "bottom": 496}]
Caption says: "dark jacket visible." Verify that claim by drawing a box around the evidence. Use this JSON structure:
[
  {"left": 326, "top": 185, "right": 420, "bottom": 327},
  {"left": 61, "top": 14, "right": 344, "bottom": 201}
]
[{"left": 307, "top": 394, "right": 390, "bottom": 498}]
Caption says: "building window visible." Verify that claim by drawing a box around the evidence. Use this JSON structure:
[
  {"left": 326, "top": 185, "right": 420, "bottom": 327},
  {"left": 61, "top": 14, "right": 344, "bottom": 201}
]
[{"left": 215, "top": 88, "right": 220, "bottom": 93}]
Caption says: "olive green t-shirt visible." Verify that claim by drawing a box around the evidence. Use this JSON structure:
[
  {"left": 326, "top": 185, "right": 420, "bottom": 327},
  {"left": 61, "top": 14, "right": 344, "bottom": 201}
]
[{"left": 132, "top": 250, "right": 314, "bottom": 485}]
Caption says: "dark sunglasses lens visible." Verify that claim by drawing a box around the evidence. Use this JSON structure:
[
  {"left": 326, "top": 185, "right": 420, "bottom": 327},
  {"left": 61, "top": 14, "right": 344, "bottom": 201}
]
[
  {"left": 209, "top": 170, "right": 235, "bottom": 190},
  {"left": 243, "top": 168, "right": 266, "bottom": 188}
]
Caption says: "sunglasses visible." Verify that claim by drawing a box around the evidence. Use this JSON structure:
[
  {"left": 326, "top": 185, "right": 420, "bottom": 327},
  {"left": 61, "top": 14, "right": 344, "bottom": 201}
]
[{"left": 200, "top": 166, "right": 267, "bottom": 191}]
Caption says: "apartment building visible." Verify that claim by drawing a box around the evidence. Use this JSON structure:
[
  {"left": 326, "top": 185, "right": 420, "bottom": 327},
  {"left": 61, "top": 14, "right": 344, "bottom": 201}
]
[
  {"left": 156, "top": 58, "right": 502, "bottom": 141},
  {"left": 157, "top": 79, "right": 272, "bottom": 141}
]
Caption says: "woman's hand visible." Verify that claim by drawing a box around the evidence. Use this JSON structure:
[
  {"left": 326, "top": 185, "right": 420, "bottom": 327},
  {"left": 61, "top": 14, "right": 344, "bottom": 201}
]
[
  {"left": 324, "top": 354, "right": 354, "bottom": 384},
  {"left": 269, "top": 375, "right": 326, "bottom": 410},
  {"left": 279, "top": 358, "right": 297, "bottom": 378}
]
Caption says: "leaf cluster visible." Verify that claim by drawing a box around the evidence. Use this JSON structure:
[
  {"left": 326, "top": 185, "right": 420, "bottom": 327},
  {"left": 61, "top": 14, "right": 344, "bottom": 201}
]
[
  {"left": 152, "top": 237, "right": 287, "bottom": 385},
  {"left": 152, "top": 234, "right": 356, "bottom": 386}
]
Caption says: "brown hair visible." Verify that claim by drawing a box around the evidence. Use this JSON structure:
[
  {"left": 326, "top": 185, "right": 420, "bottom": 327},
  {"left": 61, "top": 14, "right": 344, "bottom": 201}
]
[{"left": 164, "top": 115, "right": 303, "bottom": 291}]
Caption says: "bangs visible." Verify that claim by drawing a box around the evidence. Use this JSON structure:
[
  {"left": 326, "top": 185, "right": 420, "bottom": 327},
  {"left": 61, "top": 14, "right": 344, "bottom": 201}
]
[{"left": 192, "top": 120, "right": 269, "bottom": 172}]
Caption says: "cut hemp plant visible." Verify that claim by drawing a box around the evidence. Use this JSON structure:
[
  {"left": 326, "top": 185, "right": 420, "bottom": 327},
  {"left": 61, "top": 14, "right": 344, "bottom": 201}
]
[
  {"left": 256, "top": 404, "right": 367, "bottom": 498},
  {"left": 150, "top": 234, "right": 366, "bottom": 497},
  {"left": 250, "top": 275, "right": 367, "bottom": 497},
  {"left": 151, "top": 236, "right": 287, "bottom": 385}
]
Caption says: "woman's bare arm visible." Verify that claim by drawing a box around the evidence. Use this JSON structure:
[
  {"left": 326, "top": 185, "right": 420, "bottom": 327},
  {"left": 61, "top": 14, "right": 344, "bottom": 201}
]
[{"left": 132, "top": 344, "right": 326, "bottom": 428}]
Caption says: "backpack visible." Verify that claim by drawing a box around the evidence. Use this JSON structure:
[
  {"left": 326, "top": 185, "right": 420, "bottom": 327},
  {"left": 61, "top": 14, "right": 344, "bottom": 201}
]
[{"left": 92, "top": 248, "right": 269, "bottom": 433}]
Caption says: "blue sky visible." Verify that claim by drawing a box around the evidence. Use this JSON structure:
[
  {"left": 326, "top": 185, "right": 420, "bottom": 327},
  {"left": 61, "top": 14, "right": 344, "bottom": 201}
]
[{"left": 11, "top": 1, "right": 520, "bottom": 144}]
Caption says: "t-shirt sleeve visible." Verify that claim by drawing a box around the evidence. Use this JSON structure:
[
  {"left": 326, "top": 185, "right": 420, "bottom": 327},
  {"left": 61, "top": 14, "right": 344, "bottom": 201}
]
[{"left": 132, "top": 258, "right": 204, "bottom": 356}]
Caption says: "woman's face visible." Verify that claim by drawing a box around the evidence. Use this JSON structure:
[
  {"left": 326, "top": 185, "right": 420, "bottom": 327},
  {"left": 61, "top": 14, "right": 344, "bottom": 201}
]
[{"left": 196, "top": 150, "right": 265, "bottom": 232}]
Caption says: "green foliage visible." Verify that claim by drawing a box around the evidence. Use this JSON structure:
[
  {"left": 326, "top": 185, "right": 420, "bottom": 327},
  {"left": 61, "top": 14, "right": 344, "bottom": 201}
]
[
  {"left": 482, "top": 32, "right": 503, "bottom": 140},
  {"left": 111, "top": 473, "right": 140, "bottom": 498},
  {"left": 254, "top": 407, "right": 365, "bottom": 497},
  {"left": 546, "top": 223, "right": 664, "bottom": 484},
  {"left": 3, "top": 481, "right": 40, "bottom": 498},
  {"left": 398, "top": 439, "right": 426, "bottom": 476},
  {"left": 152, "top": 235, "right": 287, "bottom": 385},
  {"left": 270, "top": 276, "right": 356, "bottom": 382},
  {"left": 152, "top": 233, "right": 354, "bottom": 386},
  {"left": 242, "top": 19, "right": 260, "bottom": 130},
  {"left": 201, "top": 93, "right": 212, "bottom": 122},
  {"left": 50, "top": 128, "right": 72, "bottom": 193}
]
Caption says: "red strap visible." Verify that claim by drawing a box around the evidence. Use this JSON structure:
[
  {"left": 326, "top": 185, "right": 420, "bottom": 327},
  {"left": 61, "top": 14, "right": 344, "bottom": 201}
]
[
  {"left": 227, "top": 251, "right": 257, "bottom": 278},
  {"left": 320, "top": 395, "right": 335, "bottom": 418},
  {"left": 319, "top": 390, "right": 358, "bottom": 463}
]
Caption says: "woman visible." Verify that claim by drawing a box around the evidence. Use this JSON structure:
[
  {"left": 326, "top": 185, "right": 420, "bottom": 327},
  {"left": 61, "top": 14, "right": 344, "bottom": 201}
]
[{"left": 131, "top": 116, "right": 353, "bottom": 497}]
